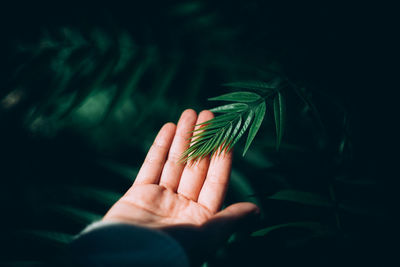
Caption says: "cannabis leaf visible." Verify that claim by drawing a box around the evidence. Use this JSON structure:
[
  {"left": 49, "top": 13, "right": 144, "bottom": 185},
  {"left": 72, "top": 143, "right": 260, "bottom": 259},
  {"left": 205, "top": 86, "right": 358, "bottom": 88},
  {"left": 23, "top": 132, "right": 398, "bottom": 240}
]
[{"left": 181, "top": 82, "right": 286, "bottom": 162}]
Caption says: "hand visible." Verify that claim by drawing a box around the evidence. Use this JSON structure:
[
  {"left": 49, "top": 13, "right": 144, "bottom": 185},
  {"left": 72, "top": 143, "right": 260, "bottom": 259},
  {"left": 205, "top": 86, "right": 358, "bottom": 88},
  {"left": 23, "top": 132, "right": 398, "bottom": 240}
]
[{"left": 103, "top": 109, "right": 259, "bottom": 264}]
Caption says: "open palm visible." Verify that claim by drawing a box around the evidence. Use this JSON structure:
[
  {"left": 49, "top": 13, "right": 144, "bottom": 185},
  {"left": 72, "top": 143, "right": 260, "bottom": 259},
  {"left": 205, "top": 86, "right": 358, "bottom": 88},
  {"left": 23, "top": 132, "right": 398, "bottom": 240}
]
[{"left": 103, "top": 109, "right": 259, "bottom": 263}]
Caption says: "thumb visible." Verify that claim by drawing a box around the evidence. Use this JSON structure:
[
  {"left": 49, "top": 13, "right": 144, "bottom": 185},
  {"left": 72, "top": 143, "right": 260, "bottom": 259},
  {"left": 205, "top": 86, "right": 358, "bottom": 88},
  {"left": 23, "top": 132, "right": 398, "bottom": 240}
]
[
  {"left": 213, "top": 202, "right": 260, "bottom": 222},
  {"left": 204, "top": 202, "right": 260, "bottom": 242}
]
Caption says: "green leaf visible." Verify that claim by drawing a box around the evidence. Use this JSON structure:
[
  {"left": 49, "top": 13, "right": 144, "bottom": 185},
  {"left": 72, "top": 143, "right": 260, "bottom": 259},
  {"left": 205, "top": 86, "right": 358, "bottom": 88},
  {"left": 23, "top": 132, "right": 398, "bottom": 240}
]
[
  {"left": 209, "top": 103, "right": 248, "bottom": 113},
  {"left": 190, "top": 128, "right": 221, "bottom": 140},
  {"left": 219, "top": 123, "right": 233, "bottom": 154},
  {"left": 224, "top": 116, "right": 242, "bottom": 150},
  {"left": 208, "top": 92, "right": 261, "bottom": 103},
  {"left": 184, "top": 136, "right": 214, "bottom": 161},
  {"left": 273, "top": 91, "right": 285, "bottom": 150},
  {"left": 229, "top": 110, "right": 254, "bottom": 150},
  {"left": 187, "top": 139, "right": 209, "bottom": 152},
  {"left": 242, "top": 101, "right": 266, "bottom": 156},
  {"left": 268, "top": 190, "right": 333, "bottom": 208},
  {"left": 182, "top": 87, "right": 269, "bottom": 161},
  {"left": 182, "top": 114, "right": 241, "bottom": 162},
  {"left": 212, "top": 127, "right": 226, "bottom": 154},
  {"left": 195, "top": 112, "right": 237, "bottom": 127},
  {"left": 251, "top": 222, "right": 322, "bottom": 237}
]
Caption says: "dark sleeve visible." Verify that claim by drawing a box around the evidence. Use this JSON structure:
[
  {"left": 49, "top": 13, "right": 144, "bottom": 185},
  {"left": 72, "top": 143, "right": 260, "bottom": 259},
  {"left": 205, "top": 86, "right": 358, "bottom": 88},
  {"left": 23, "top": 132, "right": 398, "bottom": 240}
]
[{"left": 68, "top": 221, "right": 190, "bottom": 267}]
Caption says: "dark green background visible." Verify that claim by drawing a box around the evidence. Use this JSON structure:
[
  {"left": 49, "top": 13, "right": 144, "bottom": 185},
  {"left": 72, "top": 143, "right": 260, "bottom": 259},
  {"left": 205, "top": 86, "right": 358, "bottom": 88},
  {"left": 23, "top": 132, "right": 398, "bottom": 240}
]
[{"left": 0, "top": 1, "right": 394, "bottom": 266}]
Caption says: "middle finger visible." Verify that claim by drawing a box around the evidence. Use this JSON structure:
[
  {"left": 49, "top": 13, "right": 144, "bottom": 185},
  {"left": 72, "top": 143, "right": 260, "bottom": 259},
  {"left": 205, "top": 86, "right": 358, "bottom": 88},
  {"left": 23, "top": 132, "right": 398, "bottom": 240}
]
[
  {"left": 159, "top": 109, "right": 197, "bottom": 191},
  {"left": 177, "top": 110, "right": 214, "bottom": 201}
]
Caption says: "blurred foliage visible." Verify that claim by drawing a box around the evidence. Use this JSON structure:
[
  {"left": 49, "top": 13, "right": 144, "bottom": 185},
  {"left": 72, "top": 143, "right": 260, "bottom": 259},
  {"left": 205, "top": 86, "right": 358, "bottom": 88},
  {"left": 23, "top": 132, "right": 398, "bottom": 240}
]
[{"left": 0, "top": 0, "right": 391, "bottom": 266}]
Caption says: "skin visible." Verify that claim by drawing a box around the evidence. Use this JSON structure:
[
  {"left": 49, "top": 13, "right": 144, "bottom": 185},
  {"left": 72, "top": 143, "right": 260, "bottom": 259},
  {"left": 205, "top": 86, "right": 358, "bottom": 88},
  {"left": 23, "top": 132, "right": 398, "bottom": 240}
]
[{"left": 103, "top": 109, "right": 259, "bottom": 265}]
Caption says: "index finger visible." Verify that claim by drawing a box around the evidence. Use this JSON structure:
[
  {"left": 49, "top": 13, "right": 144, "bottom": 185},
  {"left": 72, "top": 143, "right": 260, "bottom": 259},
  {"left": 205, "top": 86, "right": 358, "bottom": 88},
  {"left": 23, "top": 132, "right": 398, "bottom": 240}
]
[
  {"left": 134, "top": 123, "right": 176, "bottom": 185},
  {"left": 197, "top": 149, "right": 233, "bottom": 213}
]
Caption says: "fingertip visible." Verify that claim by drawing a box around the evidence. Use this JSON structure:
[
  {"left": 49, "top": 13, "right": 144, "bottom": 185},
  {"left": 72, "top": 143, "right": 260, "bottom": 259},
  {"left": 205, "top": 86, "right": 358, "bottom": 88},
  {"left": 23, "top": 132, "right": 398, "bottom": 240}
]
[
  {"left": 156, "top": 123, "right": 176, "bottom": 143},
  {"left": 154, "top": 122, "right": 176, "bottom": 146},
  {"left": 195, "top": 111, "right": 214, "bottom": 127},
  {"left": 206, "top": 202, "right": 260, "bottom": 236},
  {"left": 241, "top": 202, "right": 260, "bottom": 215},
  {"left": 181, "top": 108, "right": 197, "bottom": 119},
  {"left": 199, "top": 110, "right": 214, "bottom": 120},
  {"left": 176, "top": 109, "right": 197, "bottom": 129},
  {"left": 227, "top": 202, "right": 260, "bottom": 216},
  {"left": 163, "top": 122, "right": 177, "bottom": 131}
]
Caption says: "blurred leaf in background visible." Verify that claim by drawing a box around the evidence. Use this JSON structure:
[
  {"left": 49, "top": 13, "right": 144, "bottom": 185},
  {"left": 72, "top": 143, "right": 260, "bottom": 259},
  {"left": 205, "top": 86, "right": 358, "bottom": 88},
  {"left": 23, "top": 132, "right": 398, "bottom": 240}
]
[{"left": 0, "top": 0, "right": 391, "bottom": 266}]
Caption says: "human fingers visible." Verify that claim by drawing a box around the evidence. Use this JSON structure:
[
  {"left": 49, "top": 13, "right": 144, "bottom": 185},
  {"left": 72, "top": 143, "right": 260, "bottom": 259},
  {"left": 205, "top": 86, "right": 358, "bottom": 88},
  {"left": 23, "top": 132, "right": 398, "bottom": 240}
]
[
  {"left": 159, "top": 109, "right": 197, "bottom": 191},
  {"left": 177, "top": 110, "right": 214, "bottom": 201},
  {"left": 133, "top": 123, "right": 176, "bottom": 185},
  {"left": 197, "top": 147, "right": 233, "bottom": 213},
  {"left": 203, "top": 202, "right": 260, "bottom": 241},
  {"left": 211, "top": 202, "right": 259, "bottom": 222}
]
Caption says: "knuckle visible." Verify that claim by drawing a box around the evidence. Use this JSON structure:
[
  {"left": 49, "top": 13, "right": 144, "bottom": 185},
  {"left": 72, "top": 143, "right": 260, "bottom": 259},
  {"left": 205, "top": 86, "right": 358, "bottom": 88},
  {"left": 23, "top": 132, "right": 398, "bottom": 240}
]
[{"left": 206, "top": 174, "right": 226, "bottom": 185}]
